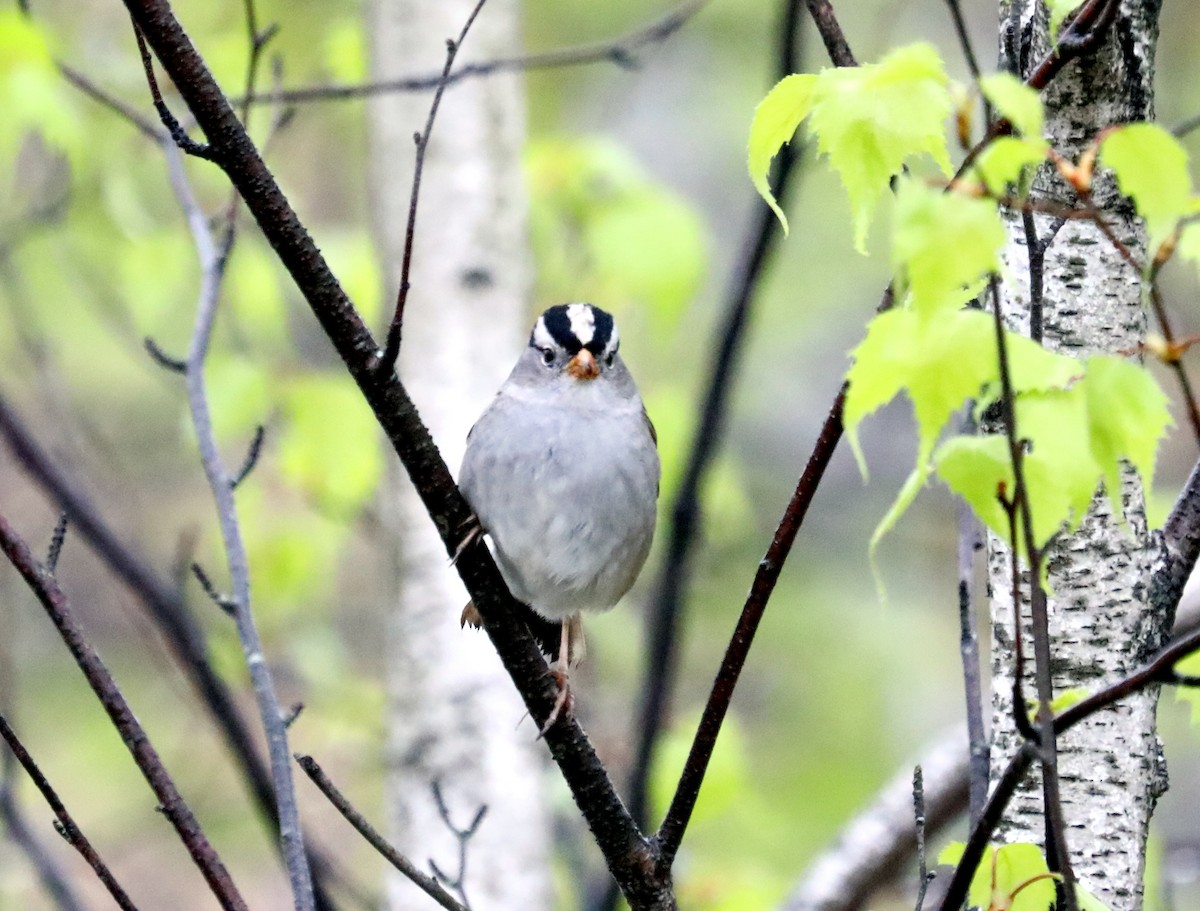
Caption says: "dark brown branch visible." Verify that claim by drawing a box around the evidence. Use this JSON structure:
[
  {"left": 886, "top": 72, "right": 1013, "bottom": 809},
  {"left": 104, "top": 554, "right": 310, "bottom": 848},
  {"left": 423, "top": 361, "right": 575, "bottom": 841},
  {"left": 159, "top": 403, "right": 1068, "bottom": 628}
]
[
  {"left": 655, "top": 381, "right": 849, "bottom": 869},
  {"left": 377, "top": 0, "right": 489, "bottom": 372},
  {"left": 0, "top": 745, "right": 87, "bottom": 911},
  {"left": 803, "top": 0, "right": 857, "bottom": 66},
  {"left": 45, "top": 513, "right": 68, "bottom": 575},
  {"left": 132, "top": 24, "right": 216, "bottom": 161},
  {"left": 0, "top": 513, "right": 249, "bottom": 911},
  {"left": 238, "top": 0, "right": 707, "bottom": 106},
  {"left": 297, "top": 755, "right": 468, "bottom": 911},
  {"left": 626, "top": 0, "right": 805, "bottom": 838},
  {"left": 0, "top": 712, "right": 140, "bottom": 911},
  {"left": 121, "top": 2, "right": 669, "bottom": 905},
  {"left": 429, "top": 780, "right": 488, "bottom": 910}
]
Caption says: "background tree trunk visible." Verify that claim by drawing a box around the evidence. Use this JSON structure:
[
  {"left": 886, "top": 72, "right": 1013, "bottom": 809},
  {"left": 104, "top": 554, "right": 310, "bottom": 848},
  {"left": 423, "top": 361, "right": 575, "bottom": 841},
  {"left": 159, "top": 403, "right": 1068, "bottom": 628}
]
[
  {"left": 365, "top": 2, "right": 552, "bottom": 909},
  {"left": 988, "top": 3, "right": 1166, "bottom": 909}
]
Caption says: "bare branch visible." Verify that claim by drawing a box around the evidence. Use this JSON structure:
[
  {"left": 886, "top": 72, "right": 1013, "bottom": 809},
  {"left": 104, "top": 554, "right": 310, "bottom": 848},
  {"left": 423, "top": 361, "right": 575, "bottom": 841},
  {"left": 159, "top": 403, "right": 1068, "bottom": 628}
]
[
  {"left": 0, "top": 759, "right": 87, "bottom": 911},
  {"left": 231, "top": 425, "right": 266, "bottom": 490},
  {"left": 0, "top": 712, "right": 140, "bottom": 911},
  {"left": 0, "top": 513, "right": 249, "bottom": 911},
  {"left": 296, "top": 755, "right": 468, "bottom": 911},
  {"left": 803, "top": 0, "right": 857, "bottom": 67},
  {"left": 376, "top": 0, "right": 490, "bottom": 373},
  {"left": 429, "top": 780, "right": 488, "bottom": 911},
  {"left": 123, "top": 0, "right": 674, "bottom": 900},
  {"left": 159, "top": 123, "right": 314, "bottom": 908},
  {"left": 132, "top": 24, "right": 217, "bottom": 161},
  {"left": 626, "top": 0, "right": 806, "bottom": 837},
  {"left": 143, "top": 336, "right": 188, "bottom": 373},
  {"left": 238, "top": 0, "right": 708, "bottom": 106},
  {"left": 655, "top": 380, "right": 850, "bottom": 868}
]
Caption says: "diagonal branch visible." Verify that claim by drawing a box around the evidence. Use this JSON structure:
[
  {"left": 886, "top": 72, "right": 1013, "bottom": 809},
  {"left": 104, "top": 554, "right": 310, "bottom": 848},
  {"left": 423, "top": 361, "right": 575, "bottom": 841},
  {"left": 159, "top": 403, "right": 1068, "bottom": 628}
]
[
  {"left": 120, "top": 1, "right": 669, "bottom": 905},
  {"left": 0, "top": 513, "right": 248, "bottom": 911},
  {"left": 0, "top": 712, "right": 140, "bottom": 911},
  {"left": 377, "top": 0, "right": 489, "bottom": 371},
  {"left": 626, "top": 0, "right": 806, "bottom": 837}
]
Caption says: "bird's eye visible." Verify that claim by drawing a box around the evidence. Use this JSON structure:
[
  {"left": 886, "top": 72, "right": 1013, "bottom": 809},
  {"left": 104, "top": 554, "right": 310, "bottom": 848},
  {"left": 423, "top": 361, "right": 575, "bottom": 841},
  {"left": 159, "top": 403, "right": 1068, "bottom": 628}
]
[
  {"left": 540, "top": 347, "right": 556, "bottom": 367},
  {"left": 604, "top": 350, "right": 616, "bottom": 368}
]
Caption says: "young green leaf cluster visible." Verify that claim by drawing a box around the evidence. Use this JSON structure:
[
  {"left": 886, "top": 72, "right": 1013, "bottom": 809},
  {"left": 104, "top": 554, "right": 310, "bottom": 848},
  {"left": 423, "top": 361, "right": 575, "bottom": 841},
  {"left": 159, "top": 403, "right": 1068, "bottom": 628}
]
[{"left": 747, "top": 42, "right": 1182, "bottom": 567}]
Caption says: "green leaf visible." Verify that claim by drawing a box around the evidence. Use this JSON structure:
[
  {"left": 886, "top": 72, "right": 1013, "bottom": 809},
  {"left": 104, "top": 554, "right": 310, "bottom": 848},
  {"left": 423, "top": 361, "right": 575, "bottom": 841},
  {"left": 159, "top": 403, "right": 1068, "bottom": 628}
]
[
  {"left": 972, "top": 136, "right": 1049, "bottom": 195},
  {"left": 747, "top": 74, "right": 817, "bottom": 234},
  {"left": 0, "top": 11, "right": 84, "bottom": 167},
  {"left": 278, "top": 374, "right": 383, "bottom": 515},
  {"left": 891, "top": 177, "right": 1006, "bottom": 314},
  {"left": 939, "top": 842, "right": 1055, "bottom": 911},
  {"left": 1100, "top": 123, "right": 1194, "bottom": 246},
  {"left": 1175, "top": 220, "right": 1200, "bottom": 283},
  {"left": 1083, "top": 355, "right": 1171, "bottom": 510},
  {"left": 1047, "top": 0, "right": 1085, "bottom": 36},
  {"left": 809, "top": 43, "right": 953, "bottom": 251},
  {"left": 979, "top": 72, "right": 1044, "bottom": 138}
]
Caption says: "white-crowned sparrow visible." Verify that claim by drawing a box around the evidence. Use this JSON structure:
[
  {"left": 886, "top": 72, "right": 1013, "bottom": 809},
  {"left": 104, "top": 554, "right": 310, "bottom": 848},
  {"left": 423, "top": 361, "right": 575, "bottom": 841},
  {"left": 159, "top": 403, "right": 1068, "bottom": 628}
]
[{"left": 459, "top": 302, "right": 660, "bottom": 730}]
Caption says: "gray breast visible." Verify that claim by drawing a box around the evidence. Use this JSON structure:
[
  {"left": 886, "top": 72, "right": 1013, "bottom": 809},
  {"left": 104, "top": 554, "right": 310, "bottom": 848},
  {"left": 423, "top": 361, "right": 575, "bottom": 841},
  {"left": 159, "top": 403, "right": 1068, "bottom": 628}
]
[{"left": 459, "top": 395, "right": 659, "bottom": 620}]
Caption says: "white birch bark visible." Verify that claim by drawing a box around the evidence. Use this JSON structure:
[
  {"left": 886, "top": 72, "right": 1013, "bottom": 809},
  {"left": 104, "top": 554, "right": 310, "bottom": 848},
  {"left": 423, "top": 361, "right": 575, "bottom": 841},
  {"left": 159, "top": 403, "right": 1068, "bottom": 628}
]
[
  {"left": 988, "top": 4, "right": 1167, "bottom": 909},
  {"left": 365, "top": 3, "right": 551, "bottom": 909}
]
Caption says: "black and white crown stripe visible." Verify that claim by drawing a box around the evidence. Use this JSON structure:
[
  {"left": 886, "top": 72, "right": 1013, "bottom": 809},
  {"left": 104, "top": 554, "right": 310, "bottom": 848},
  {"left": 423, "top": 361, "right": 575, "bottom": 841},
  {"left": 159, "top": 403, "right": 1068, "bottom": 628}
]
[{"left": 531, "top": 303, "right": 619, "bottom": 358}]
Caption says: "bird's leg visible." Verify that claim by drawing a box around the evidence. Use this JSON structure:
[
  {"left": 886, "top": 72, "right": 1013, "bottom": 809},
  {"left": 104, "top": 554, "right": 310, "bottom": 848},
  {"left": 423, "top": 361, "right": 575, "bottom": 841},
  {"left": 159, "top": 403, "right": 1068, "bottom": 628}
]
[{"left": 539, "top": 619, "right": 575, "bottom": 735}]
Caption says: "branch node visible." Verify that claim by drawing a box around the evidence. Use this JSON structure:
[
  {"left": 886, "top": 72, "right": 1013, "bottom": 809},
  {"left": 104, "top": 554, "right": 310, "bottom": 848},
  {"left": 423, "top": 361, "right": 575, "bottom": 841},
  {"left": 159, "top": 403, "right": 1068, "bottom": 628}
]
[{"left": 283, "top": 703, "right": 304, "bottom": 728}]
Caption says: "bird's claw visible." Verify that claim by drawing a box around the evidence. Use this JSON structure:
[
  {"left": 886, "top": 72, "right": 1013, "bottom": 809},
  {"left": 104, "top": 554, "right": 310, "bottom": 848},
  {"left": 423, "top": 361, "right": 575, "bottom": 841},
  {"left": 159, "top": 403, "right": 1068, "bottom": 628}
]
[
  {"left": 538, "top": 663, "right": 573, "bottom": 737},
  {"left": 450, "top": 515, "right": 483, "bottom": 566}
]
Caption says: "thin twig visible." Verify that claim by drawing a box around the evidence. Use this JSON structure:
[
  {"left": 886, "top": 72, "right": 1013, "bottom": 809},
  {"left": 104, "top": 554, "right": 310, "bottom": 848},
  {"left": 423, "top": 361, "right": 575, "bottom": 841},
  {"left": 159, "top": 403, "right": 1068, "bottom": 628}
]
[
  {"left": 988, "top": 277, "right": 1078, "bottom": 911},
  {"left": 0, "top": 752, "right": 87, "bottom": 911},
  {"left": 803, "top": 0, "right": 857, "bottom": 66},
  {"left": 0, "top": 513, "right": 249, "bottom": 911},
  {"left": 132, "top": 24, "right": 216, "bottom": 161},
  {"left": 912, "top": 766, "right": 931, "bottom": 911},
  {"left": 655, "top": 382, "right": 849, "bottom": 869},
  {"left": 231, "top": 425, "right": 266, "bottom": 490},
  {"left": 0, "top": 713, "right": 141, "bottom": 911},
  {"left": 429, "top": 780, "right": 487, "bottom": 911},
  {"left": 159, "top": 123, "right": 314, "bottom": 909},
  {"left": 296, "top": 755, "right": 468, "bottom": 911},
  {"left": 376, "top": 0, "right": 489, "bottom": 373},
  {"left": 625, "top": 0, "right": 806, "bottom": 838},
  {"left": 238, "top": 0, "right": 708, "bottom": 106},
  {"left": 59, "top": 62, "right": 165, "bottom": 140},
  {"left": 144, "top": 336, "right": 188, "bottom": 373},
  {"left": 954, "top": 486, "right": 987, "bottom": 825}
]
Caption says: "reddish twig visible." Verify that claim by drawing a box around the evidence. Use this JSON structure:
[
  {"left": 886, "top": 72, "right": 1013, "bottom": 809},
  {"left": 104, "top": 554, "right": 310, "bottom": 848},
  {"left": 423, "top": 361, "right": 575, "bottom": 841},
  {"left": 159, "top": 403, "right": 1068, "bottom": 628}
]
[
  {"left": 0, "top": 712, "right": 140, "bottom": 911},
  {"left": 0, "top": 513, "right": 249, "bottom": 911}
]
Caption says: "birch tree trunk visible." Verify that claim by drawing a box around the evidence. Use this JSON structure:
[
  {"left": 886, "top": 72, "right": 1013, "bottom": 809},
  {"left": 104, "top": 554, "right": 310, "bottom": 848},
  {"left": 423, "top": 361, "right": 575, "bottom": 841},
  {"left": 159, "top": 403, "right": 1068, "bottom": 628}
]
[
  {"left": 365, "top": 3, "right": 551, "bottom": 909},
  {"left": 987, "top": 4, "right": 1167, "bottom": 909}
]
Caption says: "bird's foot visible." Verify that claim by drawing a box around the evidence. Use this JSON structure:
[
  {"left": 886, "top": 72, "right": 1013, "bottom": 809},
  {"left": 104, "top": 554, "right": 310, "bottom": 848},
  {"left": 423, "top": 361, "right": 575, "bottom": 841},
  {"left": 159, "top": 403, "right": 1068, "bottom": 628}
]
[
  {"left": 460, "top": 601, "right": 482, "bottom": 629},
  {"left": 538, "top": 661, "right": 574, "bottom": 737},
  {"left": 450, "top": 515, "right": 483, "bottom": 566}
]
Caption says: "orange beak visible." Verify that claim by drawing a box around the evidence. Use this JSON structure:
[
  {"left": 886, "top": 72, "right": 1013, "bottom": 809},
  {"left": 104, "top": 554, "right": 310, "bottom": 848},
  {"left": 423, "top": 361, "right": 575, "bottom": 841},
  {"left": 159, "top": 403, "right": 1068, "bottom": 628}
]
[{"left": 567, "top": 349, "right": 600, "bottom": 380}]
